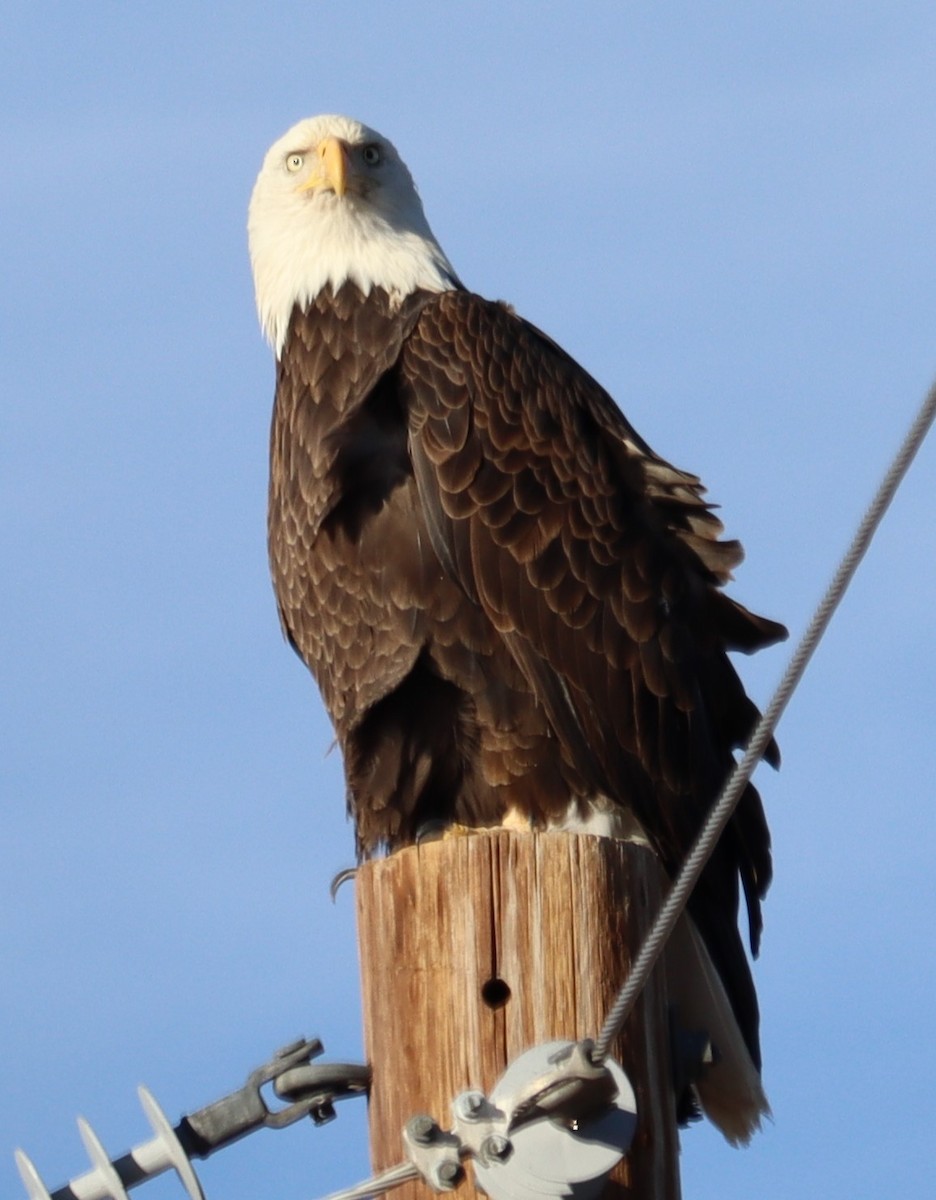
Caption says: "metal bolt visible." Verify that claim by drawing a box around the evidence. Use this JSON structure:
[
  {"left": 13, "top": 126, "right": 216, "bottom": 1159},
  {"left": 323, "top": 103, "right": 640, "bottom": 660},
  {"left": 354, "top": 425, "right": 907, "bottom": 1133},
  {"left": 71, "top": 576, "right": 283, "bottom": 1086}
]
[
  {"left": 407, "top": 1115, "right": 437, "bottom": 1145},
  {"left": 276, "top": 1037, "right": 319, "bottom": 1059},
  {"left": 432, "top": 1159, "right": 463, "bottom": 1190},
  {"left": 454, "top": 1090, "right": 486, "bottom": 1121},
  {"left": 481, "top": 1134, "right": 512, "bottom": 1164},
  {"left": 310, "top": 1100, "right": 336, "bottom": 1126}
]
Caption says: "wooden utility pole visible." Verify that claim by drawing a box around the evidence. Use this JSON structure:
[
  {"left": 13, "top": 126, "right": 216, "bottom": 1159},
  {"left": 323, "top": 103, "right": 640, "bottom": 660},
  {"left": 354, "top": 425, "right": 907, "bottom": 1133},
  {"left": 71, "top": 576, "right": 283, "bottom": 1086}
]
[{"left": 356, "top": 830, "right": 681, "bottom": 1200}]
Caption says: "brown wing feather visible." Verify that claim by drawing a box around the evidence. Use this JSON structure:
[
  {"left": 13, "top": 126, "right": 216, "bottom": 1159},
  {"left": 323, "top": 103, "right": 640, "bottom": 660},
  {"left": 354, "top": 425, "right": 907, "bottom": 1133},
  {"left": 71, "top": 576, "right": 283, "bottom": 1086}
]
[
  {"left": 398, "top": 290, "right": 786, "bottom": 1063},
  {"left": 269, "top": 284, "right": 784, "bottom": 1068},
  {"left": 269, "top": 287, "right": 431, "bottom": 728},
  {"left": 270, "top": 286, "right": 586, "bottom": 853}
]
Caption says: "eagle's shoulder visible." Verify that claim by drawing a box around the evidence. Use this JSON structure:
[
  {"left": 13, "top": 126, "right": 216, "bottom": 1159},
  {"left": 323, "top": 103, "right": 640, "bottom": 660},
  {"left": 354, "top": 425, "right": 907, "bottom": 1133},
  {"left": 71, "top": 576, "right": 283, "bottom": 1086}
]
[{"left": 402, "top": 290, "right": 783, "bottom": 649}]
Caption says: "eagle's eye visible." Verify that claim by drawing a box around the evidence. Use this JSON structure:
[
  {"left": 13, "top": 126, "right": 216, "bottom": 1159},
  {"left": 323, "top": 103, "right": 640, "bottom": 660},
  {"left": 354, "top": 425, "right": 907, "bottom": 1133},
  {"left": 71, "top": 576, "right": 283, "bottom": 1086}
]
[
  {"left": 361, "top": 144, "right": 382, "bottom": 166},
  {"left": 285, "top": 153, "right": 304, "bottom": 173}
]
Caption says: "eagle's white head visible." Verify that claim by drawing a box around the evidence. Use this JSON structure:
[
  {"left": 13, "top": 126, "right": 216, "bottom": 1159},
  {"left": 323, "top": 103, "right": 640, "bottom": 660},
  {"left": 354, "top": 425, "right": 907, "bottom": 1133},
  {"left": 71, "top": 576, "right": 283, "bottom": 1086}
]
[{"left": 248, "top": 114, "right": 460, "bottom": 356}]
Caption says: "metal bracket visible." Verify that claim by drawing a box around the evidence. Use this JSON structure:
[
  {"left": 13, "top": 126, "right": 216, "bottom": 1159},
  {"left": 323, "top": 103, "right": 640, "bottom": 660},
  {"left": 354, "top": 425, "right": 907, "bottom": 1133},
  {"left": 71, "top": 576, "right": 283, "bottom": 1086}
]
[
  {"left": 373, "top": 1041, "right": 635, "bottom": 1200},
  {"left": 180, "top": 1037, "right": 369, "bottom": 1148},
  {"left": 450, "top": 1091, "right": 512, "bottom": 1168},
  {"left": 472, "top": 1041, "right": 636, "bottom": 1200},
  {"left": 316, "top": 1039, "right": 636, "bottom": 1200},
  {"left": 501, "top": 1039, "right": 619, "bottom": 1132},
  {"left": 402, "top": 1116, "right": 463, "bottom": 1192}
]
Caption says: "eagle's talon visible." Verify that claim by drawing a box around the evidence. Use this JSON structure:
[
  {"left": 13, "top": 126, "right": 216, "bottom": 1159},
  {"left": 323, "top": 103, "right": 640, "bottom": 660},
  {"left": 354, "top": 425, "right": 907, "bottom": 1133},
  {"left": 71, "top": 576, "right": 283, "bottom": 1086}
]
[
  {"left": 329, "top": 866, "right": 357, "bottom": 900},
  {"left": 415, "top": 820, "right": 449, "bottom": 844}
]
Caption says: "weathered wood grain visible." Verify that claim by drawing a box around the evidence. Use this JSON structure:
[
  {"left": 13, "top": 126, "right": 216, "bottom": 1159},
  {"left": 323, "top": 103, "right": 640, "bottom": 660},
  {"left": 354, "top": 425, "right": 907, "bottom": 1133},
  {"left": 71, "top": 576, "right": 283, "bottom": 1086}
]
[{"left": 356, "top": 831, "right": 680, "bottom": 1199}]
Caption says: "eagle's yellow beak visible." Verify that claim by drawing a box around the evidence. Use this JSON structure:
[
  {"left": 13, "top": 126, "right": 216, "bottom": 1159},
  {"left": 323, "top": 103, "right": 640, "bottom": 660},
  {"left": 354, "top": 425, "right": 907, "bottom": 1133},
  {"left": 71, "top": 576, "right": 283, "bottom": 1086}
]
[{"left": 298, "top": 136, "right": 348, "bottom": 197}]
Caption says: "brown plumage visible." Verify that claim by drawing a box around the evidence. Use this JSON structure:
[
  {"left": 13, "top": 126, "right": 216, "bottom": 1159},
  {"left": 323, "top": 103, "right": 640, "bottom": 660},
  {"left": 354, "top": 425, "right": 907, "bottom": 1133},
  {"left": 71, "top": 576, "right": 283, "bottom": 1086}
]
[{"left": 251, "top": 114, "right": 787, "bottom": 1139}]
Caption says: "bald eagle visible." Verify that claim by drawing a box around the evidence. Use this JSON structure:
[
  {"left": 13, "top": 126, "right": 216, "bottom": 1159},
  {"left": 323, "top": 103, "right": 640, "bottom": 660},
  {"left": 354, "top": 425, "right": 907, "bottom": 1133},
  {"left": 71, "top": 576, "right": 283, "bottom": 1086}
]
[{"left": 248, "top": 115, "right": 786, "bottom": 1143}]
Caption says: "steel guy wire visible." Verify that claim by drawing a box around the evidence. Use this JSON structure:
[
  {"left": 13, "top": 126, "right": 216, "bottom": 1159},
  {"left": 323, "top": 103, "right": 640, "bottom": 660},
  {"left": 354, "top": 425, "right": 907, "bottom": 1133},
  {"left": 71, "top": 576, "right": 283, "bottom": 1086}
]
[
  {"left": 318, "top": 1161, "right": 421, "bottom": 1200},
  {"left": 593, "top": 376, "right": 936, "bottom": 1065}
]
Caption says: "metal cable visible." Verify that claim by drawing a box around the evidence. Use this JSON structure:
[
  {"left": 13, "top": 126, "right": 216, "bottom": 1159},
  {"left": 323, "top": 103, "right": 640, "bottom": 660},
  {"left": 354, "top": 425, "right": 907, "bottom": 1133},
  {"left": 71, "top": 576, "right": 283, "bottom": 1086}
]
[
  {"left": 318, "top": 1160, "right": 420, "bottom": 1200},
  {"left": 593, "top": 377, "right": 936, "bottom": 1064}
]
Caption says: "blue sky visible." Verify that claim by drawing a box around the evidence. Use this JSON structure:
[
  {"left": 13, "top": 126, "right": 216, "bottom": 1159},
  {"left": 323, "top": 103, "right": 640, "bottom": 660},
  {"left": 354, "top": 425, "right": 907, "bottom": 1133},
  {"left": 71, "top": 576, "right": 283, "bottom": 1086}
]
[{"left": 2, "top": 4, "right": 935, "bottom": 1198}]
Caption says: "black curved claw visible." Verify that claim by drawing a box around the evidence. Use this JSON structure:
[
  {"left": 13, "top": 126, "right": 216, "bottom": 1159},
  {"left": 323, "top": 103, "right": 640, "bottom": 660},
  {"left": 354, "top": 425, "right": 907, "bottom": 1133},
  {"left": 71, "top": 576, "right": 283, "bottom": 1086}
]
[
  {"left": 414, "top": 819, "right": 450, "bottom": 844},
  {"left": 329, "top": 866, "right": 357, "bottom": 901}
]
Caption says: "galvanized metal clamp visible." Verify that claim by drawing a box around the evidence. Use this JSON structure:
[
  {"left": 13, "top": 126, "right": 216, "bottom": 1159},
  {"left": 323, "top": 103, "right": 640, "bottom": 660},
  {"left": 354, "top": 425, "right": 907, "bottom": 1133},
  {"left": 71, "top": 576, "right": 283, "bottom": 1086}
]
[{"left": 321, "top": 1039, "right": 637, "bottom": 1200}]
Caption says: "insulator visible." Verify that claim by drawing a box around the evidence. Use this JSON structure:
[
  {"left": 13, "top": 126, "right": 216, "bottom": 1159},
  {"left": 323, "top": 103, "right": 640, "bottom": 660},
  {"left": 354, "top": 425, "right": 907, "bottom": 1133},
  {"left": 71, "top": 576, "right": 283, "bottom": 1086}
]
[
  {"left": 136, "top": 1088, "right": 203, "bottom": 1200},
  {"left": 77, "top": 1118, "right": 130, "bottom": 1200},
  {"left": 14, "top": 1150, "right": 53, "bottom": 1200},
  {"left": 15, "top": 1087, "right": 204, "bottom": 1200},
  {"left": 11, "top": 1038, "right": 358, "bottom": 1200}
]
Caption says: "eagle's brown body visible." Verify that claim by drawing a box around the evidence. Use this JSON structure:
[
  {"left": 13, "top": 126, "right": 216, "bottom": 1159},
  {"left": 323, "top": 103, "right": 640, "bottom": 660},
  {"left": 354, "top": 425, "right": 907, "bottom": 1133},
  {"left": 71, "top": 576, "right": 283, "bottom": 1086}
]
[
  {"left": 269, "top": 282, "right": 785, "bottom": 1069},
  {"left": 252, "top": 113, "right": 786, "bottom": 1137}
]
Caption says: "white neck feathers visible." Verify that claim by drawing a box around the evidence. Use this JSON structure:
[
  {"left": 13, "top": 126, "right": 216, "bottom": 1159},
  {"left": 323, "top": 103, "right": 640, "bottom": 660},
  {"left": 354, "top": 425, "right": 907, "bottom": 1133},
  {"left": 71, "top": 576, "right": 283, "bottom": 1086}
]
[{"left": 248, "top": 116, "right": 459, "bottom": 357}]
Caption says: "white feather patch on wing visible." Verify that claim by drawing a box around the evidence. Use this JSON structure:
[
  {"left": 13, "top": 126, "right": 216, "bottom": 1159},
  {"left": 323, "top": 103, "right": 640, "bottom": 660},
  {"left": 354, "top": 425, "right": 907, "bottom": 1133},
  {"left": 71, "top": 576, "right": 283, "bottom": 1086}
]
[{"left": 665, "top": 914, "right": 770, "bottom": 1143}]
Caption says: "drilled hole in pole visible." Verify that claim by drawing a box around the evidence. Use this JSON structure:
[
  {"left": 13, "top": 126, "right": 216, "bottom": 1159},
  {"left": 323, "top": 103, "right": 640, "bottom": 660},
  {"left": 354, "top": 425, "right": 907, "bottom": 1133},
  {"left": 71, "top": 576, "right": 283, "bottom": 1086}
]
[{"left": 481, "top": 977, "right": 511, "bottom": 1009}]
